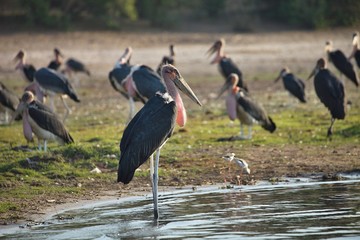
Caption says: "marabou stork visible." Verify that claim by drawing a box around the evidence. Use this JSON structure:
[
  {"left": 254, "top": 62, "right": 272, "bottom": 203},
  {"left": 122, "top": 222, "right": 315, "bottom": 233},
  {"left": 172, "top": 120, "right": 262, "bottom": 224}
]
[
  {"left": 109, "top": 47, "right": 167, "bottom": 122},
  {"left": 274, "top": 67, "right": 306, "bottom": 103},
  {"left": 65, "top": 58, "right": 91, "bottom": 76},
  {"left": 156, "top": 44, "right": 175, "bottom": 75},
  {"left": 34, "top": 68, "right": 80, "bottom": 121},
  {"left": 349, "top": 32, "right": 360, "bottom": 69},
  {"left": 117, "top": 64, "right": 202, "bottom": 220},
  {"left": 12, "top": 91, "right": 74, "bottom": 151},
  {"left": 218, "top": 73, "right": 276, "bottom": 140},
  {"left": 48, "top": 48, "right": 63, "bottom": 71},
  {"left": 0, "top": 82, "right": 20, "bottom": 123},
  {"left": 13, "top": 50, "right": 36, "bottom": 83},
  {"left": 325, "top": 40, "right": 359, "bottom": 87},
  {"left": 308, "top": 58, "right": 346, "bottom": 137},
  {"left": 207, "top": 39, "right": 249, "bottom": 92}
]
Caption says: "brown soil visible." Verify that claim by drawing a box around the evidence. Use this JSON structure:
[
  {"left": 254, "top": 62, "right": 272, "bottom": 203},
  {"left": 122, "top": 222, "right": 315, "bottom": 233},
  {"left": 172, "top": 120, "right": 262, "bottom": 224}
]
[{"left": 0, "top": 29, "right": 359, "bottom": 226}]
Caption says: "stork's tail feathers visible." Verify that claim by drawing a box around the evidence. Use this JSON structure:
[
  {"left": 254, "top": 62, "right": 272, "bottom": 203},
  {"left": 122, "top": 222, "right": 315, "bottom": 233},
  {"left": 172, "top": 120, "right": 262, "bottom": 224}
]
[
  {"left": 262, "top": 116, "right": 276, "bottom": 133},
  {"left": 117, "top": 161, "right": 135, "bottom": 184},
  {"left": 65, "top": 133, "right": 74, "bottom": 144}
]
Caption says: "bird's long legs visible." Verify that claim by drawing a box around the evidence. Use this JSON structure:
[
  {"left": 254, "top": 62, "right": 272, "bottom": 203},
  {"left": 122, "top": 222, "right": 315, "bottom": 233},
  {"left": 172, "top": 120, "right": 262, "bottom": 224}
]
[
  {"left": 60, "top": 95, "right": 71, "bottom": 122},
  {"left": 327, "top": 118, "right": 336, "bottom": 138},
  {"left": 150, "top": 149, "right": 160, "bottom": 220},
  {"left": 247, "top": 126, "right": 252, "bottom": 139}
]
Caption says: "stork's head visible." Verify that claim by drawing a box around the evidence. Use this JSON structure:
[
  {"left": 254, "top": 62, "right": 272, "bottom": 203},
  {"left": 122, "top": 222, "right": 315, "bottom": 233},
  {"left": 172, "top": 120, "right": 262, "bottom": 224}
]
[
  {"left": 308, "top": 58, "right": 326, "bottom": 80},
  {"left": 352, "top": 32, "right": 359, "bottom": 46},
  {"left": 161, "top": 64, "right": 202, "bottom": 107},
  {"left": 218, "top": 73, "right": 239, "bottom": 98},
  {"left": 274, "top": 67, "right": 290, "bottom": 83},
  {"left": 207, "top": 39, "right": 225, "bottom": 64},
  {"left": 11, "top": 91, "right": 35, "bottom": 123},
  {"left": 325, "top": 40, "right": 333, "bottom": 53},
  {"left": 13, "top": 50, "right": 25, "bottom": 62},
  {"left": 54, "top": 48, "right": 64, "bottom": 57}
]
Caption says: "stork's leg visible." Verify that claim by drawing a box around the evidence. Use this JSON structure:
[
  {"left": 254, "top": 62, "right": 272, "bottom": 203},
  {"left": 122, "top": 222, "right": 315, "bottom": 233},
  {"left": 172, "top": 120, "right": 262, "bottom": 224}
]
[
  {"left": 44, "top": 140, "right": 47, "bottom": 152},
  {"left": 60, "top": 95, "right": 71, "bottom": 122},
  {"left": 327, "top": 118, "right": 335, "bottom": 138},
  {"left": 49, "top": 95, "right": 56, "bottom": 112},
  {"left": 152, "top": 148, "right": 160, "bottom": 220},
  {"left": 248, "top": 126, "right": 252, "bottom": 139},
  {"left": 4, "top": 109, "right": 9, "bottom": 124},
  {"left": 38, "top": 139, "right": 42, "bottom": 151},
  {"left": 240, "top": 123, "right": 244, "bottom": 138}
]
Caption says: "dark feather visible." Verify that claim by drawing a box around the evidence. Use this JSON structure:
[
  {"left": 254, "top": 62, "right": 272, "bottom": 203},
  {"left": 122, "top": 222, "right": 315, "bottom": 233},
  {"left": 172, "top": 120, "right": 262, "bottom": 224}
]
[
  {"left": 219, "top": 57, "right": 248, "bottom": 92},
  {"left": 0, "top": 82, "right": 19, "bottom": 112},
  {"left": 237, "top": 93, "right": 276, "bottom": 133},
  {"left": 28, "top": 101, "right": 74, "bottom": 143},
  {"left": 329, "top": 50, "right": 359, "bottom": 87},
  {"left": 23, "top": 64, "right": 36, "bottom": 82},
  {"left": 35, "top": 68, "right": 80, "bottom": 102},
  {"left": 314, "top": 69, "right": 346, "bottom": 119},
  {"left": 66, "top": 58, "right": 90, "bottom": 76},
  {"left": 118, "top": 93, "right": 176, "bottom": 184},
  {"left": 48, "top": 60, "right": 61, "bottom": 71},
  {"left": 132, "top": 65, "right": 167, "bottom": 100},
  {"left": 282, "top": 73, "right": 306, "bottom": 103}
]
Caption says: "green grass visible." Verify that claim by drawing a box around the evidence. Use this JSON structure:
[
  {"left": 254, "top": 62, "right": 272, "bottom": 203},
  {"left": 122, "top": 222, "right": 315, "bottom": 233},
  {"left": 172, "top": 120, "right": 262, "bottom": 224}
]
[{"left": 0, "top": 72, "right": 359, "bottom": 223}]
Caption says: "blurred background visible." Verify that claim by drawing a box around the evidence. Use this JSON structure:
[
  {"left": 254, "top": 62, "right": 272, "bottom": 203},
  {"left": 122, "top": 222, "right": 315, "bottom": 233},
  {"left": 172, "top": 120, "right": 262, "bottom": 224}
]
[{"left": 1, "top": 0, "right": 360, "bottom": 32}]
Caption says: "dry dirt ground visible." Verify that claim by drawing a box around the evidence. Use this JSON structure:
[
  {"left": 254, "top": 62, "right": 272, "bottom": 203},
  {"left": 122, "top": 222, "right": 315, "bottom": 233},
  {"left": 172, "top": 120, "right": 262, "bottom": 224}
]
[{"left": 0, "top": 28, "right": 359, "bottom": 225}]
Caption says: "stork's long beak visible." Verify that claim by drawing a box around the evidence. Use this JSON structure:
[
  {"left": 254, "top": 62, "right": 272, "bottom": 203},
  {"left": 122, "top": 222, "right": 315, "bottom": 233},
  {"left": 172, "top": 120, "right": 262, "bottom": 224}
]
[
  {"left": 217, "top": 79, "right": 232, "bottom": 99},
  {"left": 274, "top": 74, "right": 281, "bottom": 83},
  {"left": 174, "top": 75, "right": 202, "bottom": 106},
  {"left": 10, "top": 101, "right": 26, "bottom": 124},
  {"left": 206, "top": 43, "right": 217, "bottom": 57},
  {"left": 119, "top": 47, "right": 133, "bottom": 65},
  {"left": 307, "top": 67, "right": 317, "bottom": 81}
]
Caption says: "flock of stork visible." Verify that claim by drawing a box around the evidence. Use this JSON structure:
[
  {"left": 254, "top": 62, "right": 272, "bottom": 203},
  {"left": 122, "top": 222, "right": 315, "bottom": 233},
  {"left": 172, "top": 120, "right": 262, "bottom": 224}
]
[{"left": 1, "top": 32, "right": 359, "bottom": 219}]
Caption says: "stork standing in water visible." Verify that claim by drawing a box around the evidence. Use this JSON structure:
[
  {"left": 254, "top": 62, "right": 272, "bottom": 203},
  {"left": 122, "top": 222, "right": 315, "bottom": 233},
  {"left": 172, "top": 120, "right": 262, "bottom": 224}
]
[
  {"left": 34, "top": 68, "right": 80, "bottom": 121},
  {"left": 308, "top": 58, "right": 346, "bottom": 138},
  {"left": 218, "top": 73, "right": 276, "bottom": 140},
  {"left": 207, "top": 39, "right": 249, "bottom": 92},
  {"left": 325, "top": 40, "right": 359, "bottom": 87},
  {"left": 274, "top": 67, "right": 306, "bottom": 103},
  {"left": 48, "top": 48, "right": 63, "bottom": 71},
  {"left": 0, "top": 82, "right": 20, "bottom": 123},
  {"left": 109, "top": 47, "right": 166, "bottom": 122},
  {"left": 222, "top": 153, "right": 250, "bottom": 184},
  {"left": 117, "top": 64, "right": 202, "bottom": 220},
  {"left": 348, "top": 32, "right": 360, "bottom": 70},
  {"left": 156, "top": 44, "right": 175, "bottom": 75},
  {"left": 11, "top": 91, "right": 74, "bottom": 151}
]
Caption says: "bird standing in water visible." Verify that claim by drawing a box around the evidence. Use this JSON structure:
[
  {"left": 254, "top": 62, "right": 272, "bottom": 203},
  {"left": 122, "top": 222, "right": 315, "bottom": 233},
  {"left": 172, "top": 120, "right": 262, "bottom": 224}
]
[{"left": 117, "top": 64, "right": 202, "bottom": 220}]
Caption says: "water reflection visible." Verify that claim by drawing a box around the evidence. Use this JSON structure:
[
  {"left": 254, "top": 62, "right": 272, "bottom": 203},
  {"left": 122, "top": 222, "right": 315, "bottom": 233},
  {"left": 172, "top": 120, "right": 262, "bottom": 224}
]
[{"left": 1, "top": 180, "right": 360, "bottom": 239}]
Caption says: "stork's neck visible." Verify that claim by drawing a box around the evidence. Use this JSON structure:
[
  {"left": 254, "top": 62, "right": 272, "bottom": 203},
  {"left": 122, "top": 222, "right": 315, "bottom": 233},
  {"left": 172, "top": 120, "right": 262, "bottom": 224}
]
[
  {"left": 55, "top": 54, "right": 62, "bottom": 63},
  {"left": 164, "top": 78, "right": 187, "bottom": 127},
  {"left": 15, "top": 57, "right": 25, "bottom": 70},
  {"left": 211, "top": 47, "right": 225, "bottom": 64}
]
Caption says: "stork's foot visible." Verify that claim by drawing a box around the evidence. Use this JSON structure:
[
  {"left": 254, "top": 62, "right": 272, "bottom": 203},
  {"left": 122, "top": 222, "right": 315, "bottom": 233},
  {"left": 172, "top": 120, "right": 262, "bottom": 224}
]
[
  {"left": 230, "top": 135, "right": 251, "bottom": 141},
  {"left": 327, "top": 128, "right": 333, "bottom": 140}
]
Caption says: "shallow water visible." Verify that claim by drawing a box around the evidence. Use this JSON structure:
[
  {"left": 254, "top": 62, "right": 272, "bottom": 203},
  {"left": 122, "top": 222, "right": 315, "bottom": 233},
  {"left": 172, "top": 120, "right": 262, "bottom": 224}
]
[{"left": 1, "top": 179, "right": 360, "bottom": 239}]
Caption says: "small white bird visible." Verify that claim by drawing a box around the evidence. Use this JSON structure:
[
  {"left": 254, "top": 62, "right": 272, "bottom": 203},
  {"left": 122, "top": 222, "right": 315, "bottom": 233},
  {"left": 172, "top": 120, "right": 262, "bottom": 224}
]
[{"left": 221, "top": 153, "right": 251, "bottom": 184}]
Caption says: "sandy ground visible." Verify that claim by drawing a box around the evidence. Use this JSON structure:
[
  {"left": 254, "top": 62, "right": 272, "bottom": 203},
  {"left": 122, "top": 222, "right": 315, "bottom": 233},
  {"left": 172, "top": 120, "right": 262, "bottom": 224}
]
[{"left": 0, "top": 28, "right": 360, "bottom": 227}]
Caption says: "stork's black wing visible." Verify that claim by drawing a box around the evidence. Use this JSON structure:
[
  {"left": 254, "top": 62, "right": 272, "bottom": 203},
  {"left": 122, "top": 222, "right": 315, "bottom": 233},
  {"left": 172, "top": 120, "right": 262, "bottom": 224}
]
[
  {"left": 237, "top": 93, "right": 276, "bottom": 132},
  {"left": 35, "top": 68, "right": 80, "bottom": 102},
  {"left": 28, "top": 101, "right": 74, "bottom": 143},
  {"left": 48, "top": 60, "right": 61, "bottom": 71},
  {"left": 108, "top": 64, "right": 132, "bottom": 98},
  {"left": 66, "top": 58, "right": 90, "bottom": 76},
  {"left": 330, "top": 50, "right": 359, "bottom": 87},
  {"left": 220, "top": 57, "right": 248, "bottom": 91},
  {"left": 23, "top": 64, "right": 36, "bottom": 82},
  {"left": 314, "top": 69, "right": 345, "bottom": 119},
  {"left": 132, "top": 65, "right": 167, "bottom": 100},
  {"left": 283, "top": 73, "right": 306, "bottom": 103},
  {"left": 118, "top": 93, "right": 176, "bottom": 184},
  {"left": 0, "top": 82, "right": 19, "bottom": 111}
]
